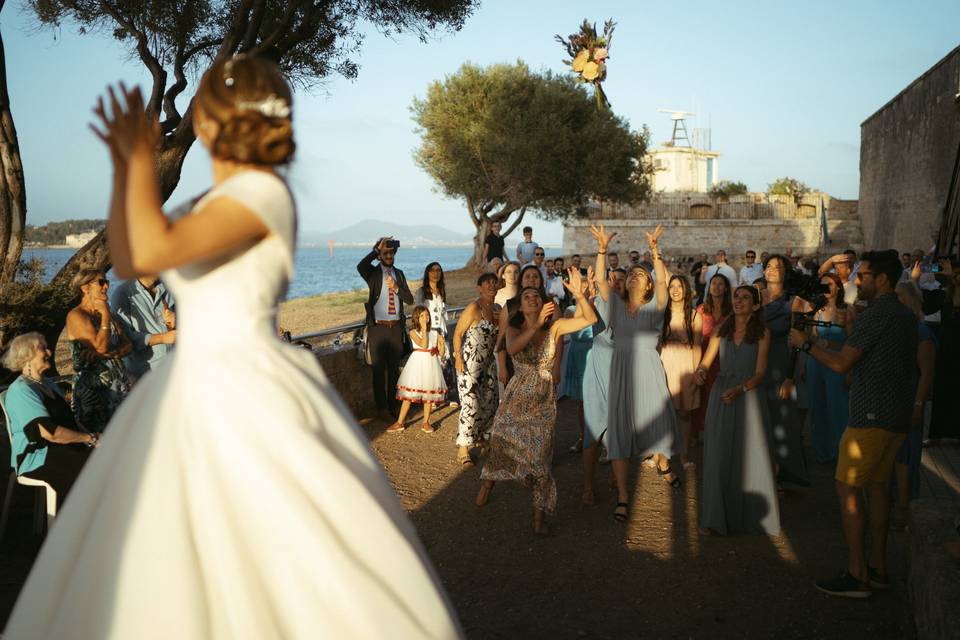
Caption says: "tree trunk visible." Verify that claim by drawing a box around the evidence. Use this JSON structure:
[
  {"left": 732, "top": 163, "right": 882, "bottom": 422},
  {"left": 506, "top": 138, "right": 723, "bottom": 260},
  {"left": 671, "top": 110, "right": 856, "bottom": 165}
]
[
  {"left": 0, "top": 11, "right": 26, "bottom": 284},
  {"left": 471, "top": 217, "right": 491, "bottom": 269},
  {"left": 33, "top": 120, "right": 196, "bottom": 373}
]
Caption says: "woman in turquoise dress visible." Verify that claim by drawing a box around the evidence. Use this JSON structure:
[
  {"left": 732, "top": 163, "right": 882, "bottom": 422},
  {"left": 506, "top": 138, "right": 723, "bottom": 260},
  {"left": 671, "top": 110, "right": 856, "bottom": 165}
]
[
  {"left": 591, "top": 224, "right": 680, "bottom": 523},
  {"left": 800, "top": 273, "right": 854, "bottom": 463},
  {"left": 65, "top": 269, "right": 133, "bottom": 433}
]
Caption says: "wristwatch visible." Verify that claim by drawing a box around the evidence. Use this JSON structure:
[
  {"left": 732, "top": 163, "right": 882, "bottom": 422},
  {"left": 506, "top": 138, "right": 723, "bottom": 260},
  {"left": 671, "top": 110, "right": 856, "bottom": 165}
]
[{"left": 799, "top": 340, "right": 813, "bottom": 353}]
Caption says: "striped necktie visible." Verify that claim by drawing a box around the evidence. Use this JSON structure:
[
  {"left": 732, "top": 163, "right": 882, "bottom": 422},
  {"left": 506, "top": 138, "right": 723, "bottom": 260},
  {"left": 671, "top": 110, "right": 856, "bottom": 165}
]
[{"left": 387, "top": 274, "right": 396, "bottom": 316}]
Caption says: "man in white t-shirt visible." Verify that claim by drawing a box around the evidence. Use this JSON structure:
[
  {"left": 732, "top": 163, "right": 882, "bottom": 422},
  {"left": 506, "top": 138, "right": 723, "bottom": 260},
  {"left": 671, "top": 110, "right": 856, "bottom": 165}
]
[
  {"left": 701, "top": 250, "right": 737, "bottom": 289},
  {"left": 739, "top": 249, "right": 764, "bottom": 285},
  {"left": 515, "top": 226, "right": 539, "bottom": 265},
  {"left": 819, "top": 253, "right": 859, "bottom": 305}
]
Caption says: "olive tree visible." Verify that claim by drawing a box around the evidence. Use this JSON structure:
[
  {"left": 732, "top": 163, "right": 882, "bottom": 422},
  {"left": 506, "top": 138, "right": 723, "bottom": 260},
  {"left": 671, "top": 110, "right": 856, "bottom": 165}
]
[
  {"left": 412, "top": 61, "right": 651, "bottom": 267},
  {"left": 1, "top": 0, "right": 477, "bottom": 355}
]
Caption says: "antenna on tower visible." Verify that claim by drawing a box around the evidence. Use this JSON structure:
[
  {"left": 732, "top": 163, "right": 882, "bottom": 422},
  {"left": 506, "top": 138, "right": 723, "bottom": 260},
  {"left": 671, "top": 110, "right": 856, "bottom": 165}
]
[{"left": 656, "top": 109, "right": 696, "bottom": 147}]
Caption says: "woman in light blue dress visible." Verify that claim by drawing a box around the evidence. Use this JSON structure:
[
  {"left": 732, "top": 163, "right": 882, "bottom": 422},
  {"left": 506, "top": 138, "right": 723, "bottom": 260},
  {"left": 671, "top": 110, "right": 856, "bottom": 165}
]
[
  {"left": 591, "top": 224, "right": 680, "bottom": 523},
  {"left": 696, "top": 285, "right": 780, "bottom": 536},
  {"left": 580, "top": 268, "right": 625, "bottom": 504}
]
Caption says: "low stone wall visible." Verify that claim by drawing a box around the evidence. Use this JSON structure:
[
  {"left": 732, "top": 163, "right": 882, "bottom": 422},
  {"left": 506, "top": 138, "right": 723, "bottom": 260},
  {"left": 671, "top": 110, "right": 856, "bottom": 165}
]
[
  {"left": 315, "top": 344, "right": 375, "bottom": 419},
  {"left": 562, "top": 215, "right": 863, "bottom": 261},
  {"left": 908, "top": 499, "right": 960, "bottom": 639}
]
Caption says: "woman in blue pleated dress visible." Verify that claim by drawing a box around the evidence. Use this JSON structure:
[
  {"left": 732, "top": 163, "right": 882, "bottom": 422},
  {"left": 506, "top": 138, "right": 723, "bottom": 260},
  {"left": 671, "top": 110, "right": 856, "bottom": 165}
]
[
  {"left": 580, "top": 267, "right": 625, "bottom": 505},
  {"left": 591, "top": 224, "right": 680, "bottom": 523},
  {"left": 696, "top": 285, "right": 780, "bottom": 536}
]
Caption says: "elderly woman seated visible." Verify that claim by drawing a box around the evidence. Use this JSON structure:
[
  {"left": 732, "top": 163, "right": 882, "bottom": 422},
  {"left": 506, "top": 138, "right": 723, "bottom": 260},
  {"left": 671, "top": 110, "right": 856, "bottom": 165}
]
[{"left": 2, "top": 332, "right": 99, "bottom": 506}]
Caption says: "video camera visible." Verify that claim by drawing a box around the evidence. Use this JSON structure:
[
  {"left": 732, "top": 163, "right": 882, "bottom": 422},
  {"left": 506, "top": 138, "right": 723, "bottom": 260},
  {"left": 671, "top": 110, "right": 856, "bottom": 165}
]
[{"left": 783, "top": 267, "right": 840, "bottom": 331}]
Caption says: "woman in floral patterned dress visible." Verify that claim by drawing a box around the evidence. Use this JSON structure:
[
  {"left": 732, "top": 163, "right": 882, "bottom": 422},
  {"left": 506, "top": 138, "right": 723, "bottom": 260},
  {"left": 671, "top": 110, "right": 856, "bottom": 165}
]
[
  {"left": 453, "top": 273, "right": 501, "bottom": 465},
  {"left": 476, "top": 268, "right": 597, "bottom": 535},
  {"left": 65, "top": 268, "right": 133, "bottom": 432}
]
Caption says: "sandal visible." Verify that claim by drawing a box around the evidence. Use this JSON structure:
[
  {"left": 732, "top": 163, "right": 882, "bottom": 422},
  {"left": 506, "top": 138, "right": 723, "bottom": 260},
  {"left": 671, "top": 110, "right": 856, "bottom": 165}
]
[
  {"left": 386, "top": 422, "right": 405, "bottom": 433},
  {"left": 420, "top": 422, "right": 435, "bottom": 434},
  {"left": 657, "top": 465, "right": 681, "bottom": 488},
  {"left": 613, "top": 502, "right": 629, "bottom": 523},
  {"left": 568, "top": 438, "right": 583, "bottom": 453},
  {"left": 457, "top": 448, "right": 473, "bottom": 466}
]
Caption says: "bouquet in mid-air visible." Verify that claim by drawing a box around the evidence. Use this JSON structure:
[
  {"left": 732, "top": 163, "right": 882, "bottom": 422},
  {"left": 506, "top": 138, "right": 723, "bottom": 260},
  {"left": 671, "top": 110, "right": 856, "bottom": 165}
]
[{"left": 555, "top": 19, "right": 616, "bottom": 109}]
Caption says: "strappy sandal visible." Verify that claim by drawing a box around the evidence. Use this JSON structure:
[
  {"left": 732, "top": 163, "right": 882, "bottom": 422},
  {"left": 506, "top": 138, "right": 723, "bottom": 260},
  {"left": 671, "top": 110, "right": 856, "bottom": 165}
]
[
  {"left": 657, "top": 465, "right": 681, "bottom": 488},
  {"left": 613, "top": 502, "right": 629, "bottom": 523}
]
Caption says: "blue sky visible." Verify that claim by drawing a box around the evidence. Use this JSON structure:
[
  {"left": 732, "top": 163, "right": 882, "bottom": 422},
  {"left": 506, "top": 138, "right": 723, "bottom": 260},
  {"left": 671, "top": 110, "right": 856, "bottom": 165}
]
[{"left": 5, "top": 0, "right": 960, "bottom": 244}]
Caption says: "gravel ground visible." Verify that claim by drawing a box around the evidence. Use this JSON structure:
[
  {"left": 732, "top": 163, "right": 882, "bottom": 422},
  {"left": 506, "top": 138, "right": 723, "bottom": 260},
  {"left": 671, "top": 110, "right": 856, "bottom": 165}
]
[{"left": 1, "top": 398, "right": 916, "bottom": 638}]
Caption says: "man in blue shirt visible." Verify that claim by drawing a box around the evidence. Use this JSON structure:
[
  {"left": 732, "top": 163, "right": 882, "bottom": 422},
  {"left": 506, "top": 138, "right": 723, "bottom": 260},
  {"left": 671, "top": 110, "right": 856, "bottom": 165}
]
[{"left": 111, "top": 275, "right": 177, "bottom": 381}]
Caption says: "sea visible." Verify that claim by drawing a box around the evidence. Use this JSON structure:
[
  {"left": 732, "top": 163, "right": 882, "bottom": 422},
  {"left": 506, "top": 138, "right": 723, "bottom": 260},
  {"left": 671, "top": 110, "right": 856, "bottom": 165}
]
[{"left": 22, "top": 246, "right": 479, "bottom": 300}]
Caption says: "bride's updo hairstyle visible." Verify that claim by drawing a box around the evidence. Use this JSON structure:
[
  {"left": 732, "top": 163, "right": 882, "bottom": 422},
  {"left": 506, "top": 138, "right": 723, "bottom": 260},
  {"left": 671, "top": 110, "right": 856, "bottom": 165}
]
[{"left": 196, "top": 54, "right": 295, "bottom": 166}]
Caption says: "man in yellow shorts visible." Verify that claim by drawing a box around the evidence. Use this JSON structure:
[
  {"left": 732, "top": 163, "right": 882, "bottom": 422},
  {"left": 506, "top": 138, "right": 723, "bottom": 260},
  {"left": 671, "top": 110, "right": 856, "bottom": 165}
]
[{"left": 791, "top": 249, "right": 918, "bottom": 599}]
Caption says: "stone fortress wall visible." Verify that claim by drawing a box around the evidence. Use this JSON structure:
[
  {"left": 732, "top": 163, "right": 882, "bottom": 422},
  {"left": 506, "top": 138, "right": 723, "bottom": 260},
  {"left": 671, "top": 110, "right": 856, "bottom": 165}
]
[
  {"left": 561, "top": 193, "right": 863, "bottom": 266},
  {"left": 859, "top": 45, "right": 960, "bottom": 253}
]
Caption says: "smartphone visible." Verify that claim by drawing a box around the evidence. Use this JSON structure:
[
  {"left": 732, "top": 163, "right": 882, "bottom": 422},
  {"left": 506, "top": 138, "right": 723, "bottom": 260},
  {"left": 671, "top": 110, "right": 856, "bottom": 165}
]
[
  {"left": 932, "top": 263, "right": 941, "bottom": 273},
  {"left": 385, "top": 239, "right": 400, "bottom": 250}
]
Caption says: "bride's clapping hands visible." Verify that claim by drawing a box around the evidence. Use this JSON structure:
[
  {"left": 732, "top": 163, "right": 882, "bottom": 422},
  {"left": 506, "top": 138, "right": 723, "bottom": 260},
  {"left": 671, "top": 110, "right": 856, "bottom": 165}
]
[{"left": 90, "top": 83, "right": 160, "bottom": 163}]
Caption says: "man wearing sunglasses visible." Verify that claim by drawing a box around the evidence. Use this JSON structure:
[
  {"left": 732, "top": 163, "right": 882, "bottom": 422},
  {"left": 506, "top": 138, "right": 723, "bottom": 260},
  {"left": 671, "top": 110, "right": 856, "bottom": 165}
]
[
  {"left": 790, "top": 249, "right": 918, "bottom": 599},
  {"left": 738, "top": 250, "right": 763, "bottom": 285}
]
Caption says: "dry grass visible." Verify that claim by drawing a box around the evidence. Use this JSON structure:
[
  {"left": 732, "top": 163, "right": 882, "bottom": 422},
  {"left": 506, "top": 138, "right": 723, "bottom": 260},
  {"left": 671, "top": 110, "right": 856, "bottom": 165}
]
[{"left": 277, "top": 265, "right": 485, "bottom": 337}]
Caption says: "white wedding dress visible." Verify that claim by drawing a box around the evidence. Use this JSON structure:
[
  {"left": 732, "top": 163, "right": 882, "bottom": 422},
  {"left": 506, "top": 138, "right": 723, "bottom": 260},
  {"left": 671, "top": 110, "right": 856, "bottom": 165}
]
[{"left": 5, "top": 172, "right": 462, "bottom": 639}]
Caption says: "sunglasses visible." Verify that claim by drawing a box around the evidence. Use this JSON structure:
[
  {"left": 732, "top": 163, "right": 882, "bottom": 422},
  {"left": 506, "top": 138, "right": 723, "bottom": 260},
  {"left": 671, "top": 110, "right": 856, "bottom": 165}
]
[
  {"left": 90, "top": 278, "right": 109, "bottom": 287},
  {"left": 535, "top": 252, "right": 545, "bottom": 257}
]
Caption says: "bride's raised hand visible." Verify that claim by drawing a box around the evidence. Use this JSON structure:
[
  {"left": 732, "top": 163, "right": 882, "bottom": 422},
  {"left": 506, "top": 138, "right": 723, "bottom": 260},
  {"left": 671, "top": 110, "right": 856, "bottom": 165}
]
[
  {"left": 589, "top": 224, "right": 617, "bottom": 252},
  {"left": 645, "top": 224, "right": 664, "bottom": 249},
  {"left": 90, "top": 83, "right": 159, "bottom": 162}
]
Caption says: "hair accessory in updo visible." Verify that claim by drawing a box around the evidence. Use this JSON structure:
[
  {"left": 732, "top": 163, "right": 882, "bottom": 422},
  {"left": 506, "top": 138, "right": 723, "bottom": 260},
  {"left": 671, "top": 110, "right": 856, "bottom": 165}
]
[
  {"left": 223, "top": 58, "right": 236, "bottom": 87},
  {"left": 238, "top": 94, "right": 291, "bottom": 119}
]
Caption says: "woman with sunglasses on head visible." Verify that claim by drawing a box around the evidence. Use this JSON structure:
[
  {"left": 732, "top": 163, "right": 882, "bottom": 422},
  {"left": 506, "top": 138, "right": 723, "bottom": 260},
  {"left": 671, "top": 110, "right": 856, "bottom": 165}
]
[
  {"left": 591, "top": 224, "right": 681, "bottom": 524},
  {"left": 65, "top": 268, "right": 132, "bottom": 433}
]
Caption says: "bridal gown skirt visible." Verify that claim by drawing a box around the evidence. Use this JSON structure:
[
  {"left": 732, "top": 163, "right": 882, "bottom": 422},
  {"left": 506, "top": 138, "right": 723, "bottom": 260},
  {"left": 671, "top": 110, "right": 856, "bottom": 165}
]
[{"left": 5, "top": 339, "right": 462, "bottom": 639}]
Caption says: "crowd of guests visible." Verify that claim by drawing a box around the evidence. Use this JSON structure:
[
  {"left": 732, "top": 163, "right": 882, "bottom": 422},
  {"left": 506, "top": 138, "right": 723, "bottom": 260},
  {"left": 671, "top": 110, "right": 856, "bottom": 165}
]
[
  {"left": 357, "top": 224, "right": 960, "bottom": 597},
  {"left": 4, "top": 223, "right": 958, "bottom": 600},
  {"left": 3, "top": 269, "right": 176, "bottom": 509}
]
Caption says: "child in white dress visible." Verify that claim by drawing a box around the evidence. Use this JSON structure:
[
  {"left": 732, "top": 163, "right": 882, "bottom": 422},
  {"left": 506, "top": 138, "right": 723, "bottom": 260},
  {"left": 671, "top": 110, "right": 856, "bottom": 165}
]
[{"left": 389, "top": 305, "right": 447, "bottom": 433}]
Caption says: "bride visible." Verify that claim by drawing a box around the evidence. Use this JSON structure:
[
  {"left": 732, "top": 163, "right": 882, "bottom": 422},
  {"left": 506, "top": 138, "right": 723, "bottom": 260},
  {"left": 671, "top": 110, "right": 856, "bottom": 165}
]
[{"left": 5, "top": 55, "right": 462, "bottom": 639}]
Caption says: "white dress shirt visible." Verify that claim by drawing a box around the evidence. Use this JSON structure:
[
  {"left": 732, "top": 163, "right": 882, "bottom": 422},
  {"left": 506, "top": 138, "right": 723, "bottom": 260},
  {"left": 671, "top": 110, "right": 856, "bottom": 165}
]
[{"left": 373, "top": 265, "right": 400, "bottom": 321}]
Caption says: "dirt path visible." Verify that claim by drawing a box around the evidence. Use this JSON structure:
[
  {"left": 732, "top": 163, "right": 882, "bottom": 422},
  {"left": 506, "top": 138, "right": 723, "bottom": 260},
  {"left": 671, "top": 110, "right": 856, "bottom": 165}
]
[
  {"left": 1, "top": 398, "right": 916, "bottom": 638},
  {"left": 366, "top": 399, "right": 915, "bottom": 640}
]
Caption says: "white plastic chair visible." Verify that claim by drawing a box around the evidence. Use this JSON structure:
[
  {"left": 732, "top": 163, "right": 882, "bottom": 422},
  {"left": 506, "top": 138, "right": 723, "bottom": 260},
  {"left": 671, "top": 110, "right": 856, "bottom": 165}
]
[{"left": 0, "top": 389, "right": 57, "bottom": 541}]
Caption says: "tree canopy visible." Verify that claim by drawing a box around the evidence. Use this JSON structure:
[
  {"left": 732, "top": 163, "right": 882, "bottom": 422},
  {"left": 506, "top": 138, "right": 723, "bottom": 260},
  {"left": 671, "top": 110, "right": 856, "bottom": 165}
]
[
  {"left": 412, "top": 61, "right": 650, "bottom": 264},
  {"left": 1, "top": 0, "right": 478, "bottom": 356},
  {"left": 767, "top": 176, "right": 809, "bottom": 199}
]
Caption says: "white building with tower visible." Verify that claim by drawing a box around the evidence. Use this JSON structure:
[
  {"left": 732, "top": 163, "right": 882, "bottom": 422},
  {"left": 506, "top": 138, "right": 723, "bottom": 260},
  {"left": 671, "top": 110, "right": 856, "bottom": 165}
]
[{"left": 649, "top": 110, "right": 720, "bottom": 193}]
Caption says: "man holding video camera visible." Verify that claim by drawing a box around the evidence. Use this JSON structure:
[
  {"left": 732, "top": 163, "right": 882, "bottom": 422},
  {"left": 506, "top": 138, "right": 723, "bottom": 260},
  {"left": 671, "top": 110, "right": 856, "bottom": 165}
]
[
  {"left": 790, "top": 249, "right": 917, "bottom": 599},
  {"left": 358, "top": 236, "right": 414, "bottom": 422}
]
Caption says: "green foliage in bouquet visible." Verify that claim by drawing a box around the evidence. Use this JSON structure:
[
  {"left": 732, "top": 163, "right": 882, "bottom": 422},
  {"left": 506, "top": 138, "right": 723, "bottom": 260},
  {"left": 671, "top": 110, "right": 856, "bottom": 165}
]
[{"left": 555, "top": 19, "right": 616, "bottom": 109}]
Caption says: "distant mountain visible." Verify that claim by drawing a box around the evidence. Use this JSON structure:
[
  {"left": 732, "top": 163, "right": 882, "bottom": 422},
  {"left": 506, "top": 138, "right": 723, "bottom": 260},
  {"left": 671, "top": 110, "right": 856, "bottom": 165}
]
[{"left": 299, "top": 218, "right": 475, "bottom": 247}]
